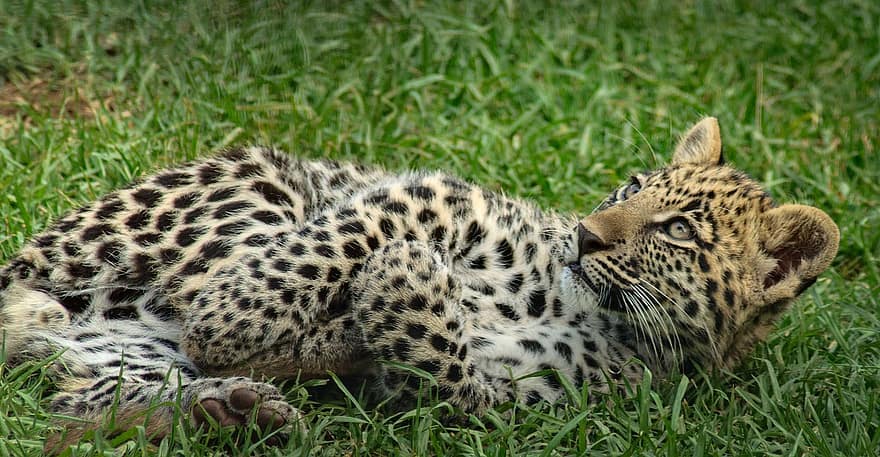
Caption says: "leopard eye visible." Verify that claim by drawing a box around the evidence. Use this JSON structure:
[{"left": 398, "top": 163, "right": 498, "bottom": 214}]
[
  {"left": 664, "top": 219, "right": 694, "bottom": 240},
  {"left": 622, "top": 179, "right": 641, "bottom": 200}
]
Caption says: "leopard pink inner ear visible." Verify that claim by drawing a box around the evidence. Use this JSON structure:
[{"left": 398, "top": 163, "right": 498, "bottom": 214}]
[
  {"left": 760, "top": 205, "right": 840, "bottom": 294},
  {"left": 764, "top": 242, "right": 808, "bottom": 289}
]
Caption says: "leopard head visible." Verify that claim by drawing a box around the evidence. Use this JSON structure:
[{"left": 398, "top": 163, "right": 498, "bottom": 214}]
[{"left": 560, "top": 117, "right": 839, "bottom": 373}]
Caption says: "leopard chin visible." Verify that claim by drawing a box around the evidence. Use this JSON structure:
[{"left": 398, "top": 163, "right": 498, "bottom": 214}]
[
  {"left": 561, "top": 262, "right": 634, "bottom": 314},
  {"left": 558, "top": 263, "right": 602, "bottom": 313}
]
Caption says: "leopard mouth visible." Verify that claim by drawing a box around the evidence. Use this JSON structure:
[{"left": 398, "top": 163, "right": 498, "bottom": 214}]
[
  {"left": 566, "top": 262, "right": 627, "bottom": 313},
  {"left": 566, "top": 262, "right": 600, "bottom": 295}
]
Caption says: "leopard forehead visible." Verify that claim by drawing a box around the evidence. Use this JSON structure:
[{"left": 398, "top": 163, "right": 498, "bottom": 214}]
[
  {"left": 651, "top": 163, "right": 770, "bottom": 203},
  {"left": 639, "top": 164, "right": 776, "bottom": 236}
]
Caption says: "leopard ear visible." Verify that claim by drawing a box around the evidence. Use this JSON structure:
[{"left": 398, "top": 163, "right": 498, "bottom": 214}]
[
  {"left": 760, "top": 204, "right": 839, "bottom": 302},
  {"left": 672, "top": 117, "right": 724, "bottom": 166},
  {"left": 722, "top": 204, "right": 838, "bottom": 370}
]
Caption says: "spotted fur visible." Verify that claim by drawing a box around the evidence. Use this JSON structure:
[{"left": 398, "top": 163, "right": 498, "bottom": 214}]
[{"left": 0, "top": 118, "right": 839, "bottom": 451}]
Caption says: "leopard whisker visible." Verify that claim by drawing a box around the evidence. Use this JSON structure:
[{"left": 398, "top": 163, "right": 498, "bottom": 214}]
[
  {"left": 631, "top": 285, "right": 666, "bottom": 365},
  {"left": 626, "top": 290, "right": 654, "bottom": 358},
  {"left": 639, "top": 289, "right": 669, "bottom": 366},
  {"left": 599, "top": 282, "right": 611, "bottom": 309},
  {"left": 624, "top": 290, "right": 660, "bottom": 364},
  {"left": 621, "top": 289, "right": 643, "bottom": 349},
  {"left": 636, "top": 281, "right": 685, "bottom": 365},
  {"left": 639, "top": 279, "right": 719, "bottom": 367},
  {"left": 635, "top": 283, "right": 683, "bottom": 370}
]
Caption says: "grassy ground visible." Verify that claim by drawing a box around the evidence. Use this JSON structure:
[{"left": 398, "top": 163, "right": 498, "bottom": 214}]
[{"left": 0, "top": 0, "right": 877, "bottom": 455}]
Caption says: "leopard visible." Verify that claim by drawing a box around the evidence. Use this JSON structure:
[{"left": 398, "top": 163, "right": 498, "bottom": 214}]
[{"left": 0, "top": 117, "right": 839, "bottom": 452}]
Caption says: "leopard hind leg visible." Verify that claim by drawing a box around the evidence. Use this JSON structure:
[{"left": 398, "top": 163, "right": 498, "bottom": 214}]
[
  {"left": 1, "top": 274, "right": 301, "bottom": 452},
  {"left": 5, "top": 305, "right": 299, "bottom": 453},
  {"left": 0, "top": 283, "right": 72, "bottom": 362}
]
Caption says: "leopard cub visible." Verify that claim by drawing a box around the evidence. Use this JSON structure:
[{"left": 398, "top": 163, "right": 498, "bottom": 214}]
[{"left": 0, "top": 118, "right": 839, "bottom": 451}]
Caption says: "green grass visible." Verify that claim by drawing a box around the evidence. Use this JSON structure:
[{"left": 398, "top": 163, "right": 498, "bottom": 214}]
[{"left": 0, "top": 0, "right": 877, "bottom": 455}]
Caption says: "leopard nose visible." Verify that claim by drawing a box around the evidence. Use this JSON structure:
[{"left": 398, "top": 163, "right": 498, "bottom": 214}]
[{"left": 577, "top": 223, "right": 611, "bottom": 257}]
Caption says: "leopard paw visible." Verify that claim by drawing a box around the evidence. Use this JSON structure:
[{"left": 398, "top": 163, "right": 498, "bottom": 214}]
[{"left": 187, "top": 378, "right": 301, "bottom": 435}]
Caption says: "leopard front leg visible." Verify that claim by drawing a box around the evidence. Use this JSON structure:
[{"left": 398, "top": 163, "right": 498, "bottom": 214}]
[
  {"left": 181, "top": 173, "right": 497, "bottom": 396},
  {"left": 180, "top": 174, "right": 455, "bottom": 377},
  {"left": 179, "top": 245, "right": 365, "bottom": 377},
  {"left": 351, "top": 240, "right": 502, "bottom": 414},
  {"left": 179, "top": 200, "right": 381, "bottom": 377}
]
